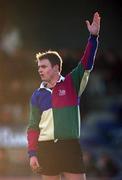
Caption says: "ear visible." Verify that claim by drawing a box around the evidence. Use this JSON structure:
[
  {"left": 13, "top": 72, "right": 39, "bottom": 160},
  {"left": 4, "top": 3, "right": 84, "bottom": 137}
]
[{"left": 53, "top": 65, "right": 59, "bottom": 72}]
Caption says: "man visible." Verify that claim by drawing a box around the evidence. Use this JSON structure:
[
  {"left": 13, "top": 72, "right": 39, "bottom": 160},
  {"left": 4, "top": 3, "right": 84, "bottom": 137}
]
[{"left": 27, "top": 12, "right": 101, "bottom": 180}]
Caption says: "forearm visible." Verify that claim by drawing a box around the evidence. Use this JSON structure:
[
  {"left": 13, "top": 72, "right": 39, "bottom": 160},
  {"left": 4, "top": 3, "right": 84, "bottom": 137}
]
[
  {"left": 81, "top": 34, "right": 98, "bottom": 70},
  {"left": 27, "top": 129, "right": 40, "bottom": 157}
]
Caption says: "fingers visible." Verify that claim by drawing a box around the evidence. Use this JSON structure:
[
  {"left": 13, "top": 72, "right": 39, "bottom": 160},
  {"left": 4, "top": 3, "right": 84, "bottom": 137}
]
[
  {"left": 31, "top": 162, "right": 42, "bottom": 174},
  {"left": 30, "top": 156, "right": 41, "bottom": 173},
  {"left": 35, "top": 159, "right": 40, "bottom": 167},
  {"left": 86, "top": 12, "right": 101, "bottom": 27},
  {"left": 93, "top": 12, "right": 101, "bottom": 24},
  {"left": 85, "top": 11, "right": 101, "bottom": 35},
  {"left": 94, "top": 12, "right": 100, "bottom": 19},
  {"left": 31, "top": 162, "right": 39, "bottom": 170},
  {"left": 31, "top": 161, "right": 40, "bottom": 170},
  {"left": 32, "top": 166, "right": 43, "bottom": 174}
]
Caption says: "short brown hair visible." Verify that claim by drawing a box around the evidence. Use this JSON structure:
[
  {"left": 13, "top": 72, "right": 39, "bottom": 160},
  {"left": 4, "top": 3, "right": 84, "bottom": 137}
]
[{"left": 36, "top": 50, "right": 63, "bottom": 72}]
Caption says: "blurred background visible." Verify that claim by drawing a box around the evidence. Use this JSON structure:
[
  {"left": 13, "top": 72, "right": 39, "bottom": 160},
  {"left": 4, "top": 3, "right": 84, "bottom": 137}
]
[{"left": 0, "top": 0, "right": 122, "bottom": 180}]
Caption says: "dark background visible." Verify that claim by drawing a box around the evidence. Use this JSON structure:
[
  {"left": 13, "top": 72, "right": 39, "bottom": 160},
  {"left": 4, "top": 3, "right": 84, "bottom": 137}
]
[{"left": 1, "top": 0, "right": 122, "bottom": 51}]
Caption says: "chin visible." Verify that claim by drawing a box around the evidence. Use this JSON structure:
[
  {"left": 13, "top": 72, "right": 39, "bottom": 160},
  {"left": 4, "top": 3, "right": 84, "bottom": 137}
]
[{"left": 41, "top": 77, "right": 48, "bottom": 82}]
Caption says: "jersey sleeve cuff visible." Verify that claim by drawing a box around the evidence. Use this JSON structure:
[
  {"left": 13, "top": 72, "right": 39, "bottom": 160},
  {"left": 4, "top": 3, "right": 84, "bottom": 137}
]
[{"left": 28, "top": 150, "right": 37, "bottom": 158}]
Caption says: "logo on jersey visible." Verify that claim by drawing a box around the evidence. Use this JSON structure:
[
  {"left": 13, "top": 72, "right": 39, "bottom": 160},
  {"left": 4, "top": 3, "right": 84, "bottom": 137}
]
[{"left": 58, "top": 89, "right": 66, "bottom": 96}]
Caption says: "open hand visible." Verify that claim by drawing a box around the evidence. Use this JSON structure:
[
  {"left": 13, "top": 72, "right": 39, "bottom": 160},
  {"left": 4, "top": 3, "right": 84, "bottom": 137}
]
[{"left": 86, "top": 12, "right": 101, "bottom": 36}]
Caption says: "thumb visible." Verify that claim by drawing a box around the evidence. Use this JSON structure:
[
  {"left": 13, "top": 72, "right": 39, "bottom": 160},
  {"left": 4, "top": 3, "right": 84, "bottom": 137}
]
[
  {"left": 85, "top": 20, "right": 90, "bottom": 29},
  {"left": 35, "top": 158, "right": 40, "bottom": 167}
]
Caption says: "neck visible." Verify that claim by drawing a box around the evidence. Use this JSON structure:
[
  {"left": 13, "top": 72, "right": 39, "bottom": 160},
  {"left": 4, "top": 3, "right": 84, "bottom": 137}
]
[{"left": 46, "top": 74, "right": 60, "bottom": 88}]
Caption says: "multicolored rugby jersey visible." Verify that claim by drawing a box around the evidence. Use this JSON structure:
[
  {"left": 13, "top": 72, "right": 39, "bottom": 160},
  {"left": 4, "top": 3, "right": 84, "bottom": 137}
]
[{"left": 27, "top": 35, "right": 99, "bottom": 157}]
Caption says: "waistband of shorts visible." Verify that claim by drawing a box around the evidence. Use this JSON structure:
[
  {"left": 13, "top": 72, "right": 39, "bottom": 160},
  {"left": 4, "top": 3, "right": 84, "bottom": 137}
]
[{"left": 38, "top": 138, "right": 79, "bottom": 145}]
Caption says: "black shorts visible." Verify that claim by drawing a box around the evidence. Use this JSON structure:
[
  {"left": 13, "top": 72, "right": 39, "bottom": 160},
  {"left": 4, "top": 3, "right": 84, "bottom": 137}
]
[{"left": 37, "top": 139, "right": 85, "bottom": 176}]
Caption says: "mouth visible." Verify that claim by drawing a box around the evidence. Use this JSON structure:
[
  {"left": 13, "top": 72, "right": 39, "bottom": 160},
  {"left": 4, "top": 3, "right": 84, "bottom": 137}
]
[
  {"left": 39, "top": 74, "right": 45, "bottom": 79},
  {"left": 39, "top": 73, "right": 43, "bottom": 77}
]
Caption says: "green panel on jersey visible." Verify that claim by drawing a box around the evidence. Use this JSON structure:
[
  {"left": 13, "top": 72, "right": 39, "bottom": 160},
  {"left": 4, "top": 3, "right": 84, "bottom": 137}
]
[{"left": 53, "top": 106, "right": 80, "bottom": 139}]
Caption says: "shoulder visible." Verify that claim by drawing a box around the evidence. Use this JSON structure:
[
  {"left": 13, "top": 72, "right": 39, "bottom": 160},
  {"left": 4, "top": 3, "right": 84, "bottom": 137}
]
[{"left": 30, "top": 89, "right": 41, "bottom": 105}]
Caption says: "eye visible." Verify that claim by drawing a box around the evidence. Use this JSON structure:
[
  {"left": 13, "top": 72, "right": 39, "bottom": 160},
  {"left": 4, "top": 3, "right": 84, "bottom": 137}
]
[{"left": 41, "top": 65, "right": 47, "bottom": 69}]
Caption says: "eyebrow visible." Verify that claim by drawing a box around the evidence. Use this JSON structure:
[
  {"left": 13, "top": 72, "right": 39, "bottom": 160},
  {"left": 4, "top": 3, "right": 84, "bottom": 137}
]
[{"left": 38, "top": 64, "right": 47, "bottom": 68}]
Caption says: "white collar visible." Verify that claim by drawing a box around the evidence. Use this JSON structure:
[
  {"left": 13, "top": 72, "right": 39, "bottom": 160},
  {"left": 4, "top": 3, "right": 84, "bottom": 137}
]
[{"left": 39, "top": 75, "right": 65, "bottom": 90}]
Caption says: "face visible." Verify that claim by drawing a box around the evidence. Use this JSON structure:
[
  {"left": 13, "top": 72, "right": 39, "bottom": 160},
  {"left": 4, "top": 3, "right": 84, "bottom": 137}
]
[{"left": 38, "top": 59, "right": 58, "bottom": 82}]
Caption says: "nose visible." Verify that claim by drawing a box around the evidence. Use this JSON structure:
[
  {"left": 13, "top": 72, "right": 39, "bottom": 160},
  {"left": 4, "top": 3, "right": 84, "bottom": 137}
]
[{"left": 38, "top": 67, "right": 42, "bottom": 73}]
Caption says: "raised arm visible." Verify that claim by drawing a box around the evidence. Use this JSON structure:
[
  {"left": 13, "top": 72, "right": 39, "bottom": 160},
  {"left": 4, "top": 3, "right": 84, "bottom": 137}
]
[
  {"left": 81, "top": 12, "right": 101, "bottom": 70},
  {"left": 69, "top": 12, "right": 101, "bottom": 95}
]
